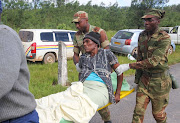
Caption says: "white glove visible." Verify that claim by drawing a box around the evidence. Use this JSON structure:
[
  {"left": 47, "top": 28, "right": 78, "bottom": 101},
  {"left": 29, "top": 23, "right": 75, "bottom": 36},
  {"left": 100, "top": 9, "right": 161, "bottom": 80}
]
[
  {"left": 115, "top": 64, "right": 130, "bottom": 76},
  {"left": 76, "top": 63, "right": 81, "bottom": 72}
]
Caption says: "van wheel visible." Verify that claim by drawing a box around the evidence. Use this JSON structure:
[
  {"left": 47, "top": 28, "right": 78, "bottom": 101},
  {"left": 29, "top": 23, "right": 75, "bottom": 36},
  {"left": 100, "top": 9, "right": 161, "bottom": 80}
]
[
  {"left": 43, "top": 53, "right": 55, "bottom": 64},
  {"left": 131, "top": 47, "right": 138, "bottom": 59},
  {"left": 168, "top": 46, "right": 173, "bottom": 55}
]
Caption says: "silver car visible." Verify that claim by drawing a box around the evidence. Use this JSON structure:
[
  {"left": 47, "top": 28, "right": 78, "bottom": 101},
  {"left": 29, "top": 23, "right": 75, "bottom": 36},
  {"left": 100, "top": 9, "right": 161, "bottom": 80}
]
[{"left": 110, "top": 29, "right": 175, "bottom": 58}]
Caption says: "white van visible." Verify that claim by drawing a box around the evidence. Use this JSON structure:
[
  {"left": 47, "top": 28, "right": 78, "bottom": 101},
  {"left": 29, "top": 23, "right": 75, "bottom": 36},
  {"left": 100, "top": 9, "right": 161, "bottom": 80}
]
[{"left": 19, "top": 29, "right": 76, "bottom": 64}]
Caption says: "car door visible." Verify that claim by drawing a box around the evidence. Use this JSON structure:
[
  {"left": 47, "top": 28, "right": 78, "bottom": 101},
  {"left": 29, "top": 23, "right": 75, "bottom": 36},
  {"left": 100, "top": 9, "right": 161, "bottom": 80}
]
[{"left": 170, "top": 26, "right": 178, "bottom": 44}]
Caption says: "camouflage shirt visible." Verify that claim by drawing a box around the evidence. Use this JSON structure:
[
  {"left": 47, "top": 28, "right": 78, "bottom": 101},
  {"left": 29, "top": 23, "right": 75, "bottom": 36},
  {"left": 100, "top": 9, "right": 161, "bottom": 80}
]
[
  {"left": 130, "top": 28, "right": 171, "bottom": 83},
  {"left": 73, "top": 25, "right": 109, "bottom": 54}
]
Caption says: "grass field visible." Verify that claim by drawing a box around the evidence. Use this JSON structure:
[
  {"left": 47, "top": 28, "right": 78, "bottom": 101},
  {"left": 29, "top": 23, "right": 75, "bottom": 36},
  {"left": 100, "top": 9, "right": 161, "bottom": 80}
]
[{"left": 28, "top": 45, "right": 180, "bottom": 99}]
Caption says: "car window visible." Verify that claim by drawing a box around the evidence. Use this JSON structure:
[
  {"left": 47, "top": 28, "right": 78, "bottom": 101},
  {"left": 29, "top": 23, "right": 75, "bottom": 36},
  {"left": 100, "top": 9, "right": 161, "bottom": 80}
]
[
  {"left": 114, "top": 31, "right": 133, "bottom": 39},
  {"left": 70, "top": 32, "right": 76, "bottom": 40},
  {"left": 41, "top": 32, "right": 54, "bottom": 42},
  {"left": 170, "top": 27, "right": 178, "bottom": 34},
  {"left": 55, "top": 32, "right": 69, "bottom": 42},
  {"left": 19, "top": 31, "right": 33, "bottom": 42}
]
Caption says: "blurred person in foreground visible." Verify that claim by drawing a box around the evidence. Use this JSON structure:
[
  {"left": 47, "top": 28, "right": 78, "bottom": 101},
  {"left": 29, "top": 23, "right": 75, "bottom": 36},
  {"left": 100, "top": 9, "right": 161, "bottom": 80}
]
[
  {"left": 0, "top": 1, "right": 39, "bottom": 122},
  {"left": 117, "top": 9, "right": 172, "bottom": 123},
  {"left": 72, "top": 11, "right": 111, "bottom": 123}
]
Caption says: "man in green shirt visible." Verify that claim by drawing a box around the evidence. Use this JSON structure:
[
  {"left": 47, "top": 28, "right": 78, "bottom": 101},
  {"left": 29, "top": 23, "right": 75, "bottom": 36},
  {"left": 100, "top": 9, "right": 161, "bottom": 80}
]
[
  {"left": 72, "top": 11, "right": 111, "bottom": 123},
  {"left": 116, "top": 9, "right": 172, "bottom": 123}
]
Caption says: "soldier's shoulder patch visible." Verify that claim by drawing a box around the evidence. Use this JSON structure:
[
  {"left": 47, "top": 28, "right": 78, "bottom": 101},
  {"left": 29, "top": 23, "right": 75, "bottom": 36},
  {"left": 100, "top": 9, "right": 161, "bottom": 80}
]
[
  {"left": 76, "top": 31, "right": 81, "bottom": 35},
  {"left": 140, "top": 31, "right": 147, "bottom": 36},
  {"left": 159, "top": 30, "right": 168, "bottom": 35},
  {"left": 138, "top": 31, "right": 146, "bottom": 40},
  {"left": 93, "top": 26, "right": 101, "bottom": 33},
  {"left": 158, "top": 30, "right": 170, "bottom": 41}
]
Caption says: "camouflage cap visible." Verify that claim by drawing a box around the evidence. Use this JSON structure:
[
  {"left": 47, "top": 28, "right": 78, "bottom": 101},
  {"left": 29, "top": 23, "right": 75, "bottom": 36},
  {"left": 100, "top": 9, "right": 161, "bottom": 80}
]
[
  {"left": 141, "top": 9, "right": 165, "bottom": 19},
  {"left": 72, "top": 11, "right": 88, "bottom": 23}
]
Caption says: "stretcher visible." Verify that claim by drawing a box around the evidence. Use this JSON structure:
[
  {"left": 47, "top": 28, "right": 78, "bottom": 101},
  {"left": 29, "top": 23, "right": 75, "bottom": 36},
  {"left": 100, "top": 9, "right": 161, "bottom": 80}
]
[
  {"left": 97, "top": 88, "right": 135, "bottom": 111},
  {"left": 59, "top": 87, "right": 135, "bottom": 123}
]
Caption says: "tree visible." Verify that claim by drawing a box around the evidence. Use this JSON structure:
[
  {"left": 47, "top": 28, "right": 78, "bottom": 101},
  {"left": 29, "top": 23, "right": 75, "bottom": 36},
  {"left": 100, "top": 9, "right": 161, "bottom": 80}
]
[
  {"left": 57, "top": 0, "right": 65, "bottom": 7},
  {"left": 127, "top": 0, "right": 169, "bottom": 29}
]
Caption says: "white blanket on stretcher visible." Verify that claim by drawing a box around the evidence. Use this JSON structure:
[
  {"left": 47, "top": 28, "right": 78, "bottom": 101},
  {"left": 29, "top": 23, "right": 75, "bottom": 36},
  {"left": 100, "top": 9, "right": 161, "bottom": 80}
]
[{"left": 35, "top": 82, "right": 98, "bottom": 123}]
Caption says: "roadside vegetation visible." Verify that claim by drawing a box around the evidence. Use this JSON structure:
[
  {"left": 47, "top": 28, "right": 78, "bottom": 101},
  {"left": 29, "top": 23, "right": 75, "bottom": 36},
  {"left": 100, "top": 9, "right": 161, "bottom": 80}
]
[{"left": 1, "top": 0, "right": 180, "bottom": 32}]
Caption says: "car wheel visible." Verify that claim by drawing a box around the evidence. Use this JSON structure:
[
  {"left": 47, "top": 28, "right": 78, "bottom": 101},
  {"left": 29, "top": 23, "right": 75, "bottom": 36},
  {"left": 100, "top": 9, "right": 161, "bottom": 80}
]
[
  {"left": 43, "top": 53, "right": 55, "bottom": 64},
  {"left": 168, "top": 45, "right": 173, "bottom": 55},
  {"left": 131, "top": 47, "right": 138, "bottom": 59}
]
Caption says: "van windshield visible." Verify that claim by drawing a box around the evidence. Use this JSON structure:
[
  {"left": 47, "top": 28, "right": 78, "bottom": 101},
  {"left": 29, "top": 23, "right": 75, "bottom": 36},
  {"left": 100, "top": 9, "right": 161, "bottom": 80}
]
[{"left": 19, "top": 31, "right": 33, "bottom": 42}]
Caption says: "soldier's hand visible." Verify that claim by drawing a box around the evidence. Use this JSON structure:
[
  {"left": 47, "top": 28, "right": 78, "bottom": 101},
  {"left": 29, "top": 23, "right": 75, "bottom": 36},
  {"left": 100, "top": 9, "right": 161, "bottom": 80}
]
[{"left": 115, "top": 64, "right": 130, "bottom": 76}]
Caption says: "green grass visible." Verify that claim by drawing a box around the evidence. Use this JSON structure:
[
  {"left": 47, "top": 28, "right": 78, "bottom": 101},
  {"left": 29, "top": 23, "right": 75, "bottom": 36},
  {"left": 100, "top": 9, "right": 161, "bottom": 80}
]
[
  {"left": 106, "top": 30, "right": 117, "bottom": 41},
  {"left": 167, "top": 45, "right": 180, "bottom": 64},
  {"left": 28, "top": 63, "right": 66, "bottom": 99},
  {"left": 28, "top": 45, "right": 180, "bottom": 98}
]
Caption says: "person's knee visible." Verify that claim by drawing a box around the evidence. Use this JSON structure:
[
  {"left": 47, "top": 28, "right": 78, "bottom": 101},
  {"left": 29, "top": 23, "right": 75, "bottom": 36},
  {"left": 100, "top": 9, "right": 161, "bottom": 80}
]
[
  {"left": 152, "top": 99, "right": 168, "bottom": 123},
  {"left": 98, "top": 107, "right": 111, "bottom": 121},
  {"left": 132, "top": 102, "right": 147, "bottom": 123},
  {"left": 132, "top": 112, "right": 144, "bottom": 123},
  {"left": 153, "top": 111, "right": 167, "bottom": 123}
]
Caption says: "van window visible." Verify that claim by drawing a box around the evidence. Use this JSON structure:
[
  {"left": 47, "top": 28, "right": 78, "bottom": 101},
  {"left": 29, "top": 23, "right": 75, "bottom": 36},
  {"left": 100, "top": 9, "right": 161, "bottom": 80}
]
[
  {"left": 41, "top": 32, "right": 54, "bottom": 42},
  {"left": 70, "top": 32, "right": 76, "bottom": 40},
  {"left": 19, "top": 31, "right": 33, "bottom": 42},
  {"left": 55, "top": 32, "right": 69, "bottom": 42}
]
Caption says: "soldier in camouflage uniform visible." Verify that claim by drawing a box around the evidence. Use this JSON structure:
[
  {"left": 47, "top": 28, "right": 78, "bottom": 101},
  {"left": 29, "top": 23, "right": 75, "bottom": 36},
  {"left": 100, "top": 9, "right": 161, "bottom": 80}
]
[
  {"left": 72, "top": 11, "right": 111, "bottom": 123},
  {"left": 117, "top": 9, "right": 172, "bottom": 123},
  {"left": 131, "top": 9, "right": 171, "bottom": 123}
]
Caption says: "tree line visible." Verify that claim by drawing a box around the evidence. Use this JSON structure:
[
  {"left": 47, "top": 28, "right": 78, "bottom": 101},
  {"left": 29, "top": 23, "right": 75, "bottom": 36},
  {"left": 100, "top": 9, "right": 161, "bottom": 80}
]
[{"left": 1, "top": 0, "right": 180, "bottom": 32}]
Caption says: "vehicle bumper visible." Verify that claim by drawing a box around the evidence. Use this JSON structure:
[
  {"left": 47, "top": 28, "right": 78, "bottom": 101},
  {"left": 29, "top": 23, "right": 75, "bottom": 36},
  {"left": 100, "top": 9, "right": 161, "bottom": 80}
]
[
  {"left": 110, "top": 45, "right": 134, "bottom": 54},
  {"left": 26, "top": 53, "right": 36, "bottom": 59}
]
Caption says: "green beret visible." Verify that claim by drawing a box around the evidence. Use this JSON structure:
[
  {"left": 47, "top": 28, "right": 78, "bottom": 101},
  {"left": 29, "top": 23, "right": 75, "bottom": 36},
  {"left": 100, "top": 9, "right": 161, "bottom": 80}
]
[{"left": 141, "top": 8, "right": 165, "bottom": 19}]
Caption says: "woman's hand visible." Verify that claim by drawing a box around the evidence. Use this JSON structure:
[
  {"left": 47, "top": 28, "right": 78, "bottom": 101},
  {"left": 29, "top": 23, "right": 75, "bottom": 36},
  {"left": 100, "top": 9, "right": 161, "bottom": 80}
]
[{"left": 115, "top": 92, "right": 120, "bottom": 104}]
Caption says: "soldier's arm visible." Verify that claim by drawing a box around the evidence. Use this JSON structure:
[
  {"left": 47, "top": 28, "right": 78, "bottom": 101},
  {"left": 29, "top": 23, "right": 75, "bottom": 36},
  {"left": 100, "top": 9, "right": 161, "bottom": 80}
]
[
  {"left": 136, "top": 36, "right": 142, "bottom": 62},
  {"left": 134, "top": 36, "right": 143, "bottom": 84},
  {"left": 73, "top": 35, "right": 80, "bottom": 65},
  {"left": 73, "top": 52, "right": 80, "bottom": 65},
  {"left": 130, "top": 34, "right": 170, "bottom": 69},
  {"left": 99, "top": 29, "right": 109, "bottom": 49}
]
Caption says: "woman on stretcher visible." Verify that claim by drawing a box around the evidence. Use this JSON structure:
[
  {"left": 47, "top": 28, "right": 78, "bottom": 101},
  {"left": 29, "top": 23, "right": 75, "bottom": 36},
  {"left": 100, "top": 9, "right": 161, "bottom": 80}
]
[{"left": 36, "top": 31, "right": 130, "bottom": 123}]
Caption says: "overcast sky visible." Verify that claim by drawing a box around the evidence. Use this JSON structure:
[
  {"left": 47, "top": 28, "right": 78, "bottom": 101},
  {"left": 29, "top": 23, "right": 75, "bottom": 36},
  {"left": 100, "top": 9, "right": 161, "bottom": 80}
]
[{"left": 68, "top": 0, "right": 180, "bottom": 7}]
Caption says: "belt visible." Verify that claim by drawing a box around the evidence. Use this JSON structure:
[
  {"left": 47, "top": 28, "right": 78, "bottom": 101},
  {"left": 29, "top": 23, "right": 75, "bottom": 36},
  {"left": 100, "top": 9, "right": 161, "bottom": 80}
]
[{"left": 143, "top": 70, "right": 169, "bottom": 78}]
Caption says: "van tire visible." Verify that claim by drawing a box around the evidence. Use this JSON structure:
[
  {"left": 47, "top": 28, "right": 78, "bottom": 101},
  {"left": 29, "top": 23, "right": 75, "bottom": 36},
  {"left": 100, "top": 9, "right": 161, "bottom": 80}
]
[{"left": 43, "top": 53, "right": 55, "bottom": 64}]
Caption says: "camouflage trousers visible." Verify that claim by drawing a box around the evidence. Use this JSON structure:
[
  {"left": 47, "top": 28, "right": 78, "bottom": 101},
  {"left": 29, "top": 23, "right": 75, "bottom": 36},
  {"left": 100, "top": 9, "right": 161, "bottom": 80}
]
[
  {"left": 132, "top": 74, "right": 172, "bottom": 123},
  {"left": 98, "top": 106, "right": 111, "bottom": 121}
]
